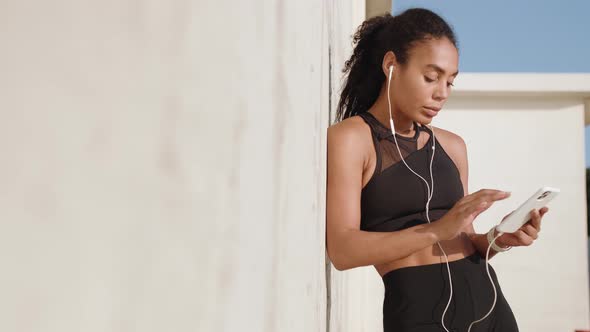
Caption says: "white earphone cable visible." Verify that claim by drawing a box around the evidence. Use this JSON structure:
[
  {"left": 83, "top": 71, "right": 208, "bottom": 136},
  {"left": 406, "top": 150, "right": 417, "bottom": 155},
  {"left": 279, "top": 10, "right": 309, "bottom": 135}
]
[{"left": 386, "top": 65, "right": 500, "bottom": 332}]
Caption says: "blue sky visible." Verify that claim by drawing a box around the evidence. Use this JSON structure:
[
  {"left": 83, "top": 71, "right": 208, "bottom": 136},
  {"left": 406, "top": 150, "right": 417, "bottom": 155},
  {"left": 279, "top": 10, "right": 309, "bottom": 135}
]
[{"left": 393, "top": 1, "right": 590, "bottom": 166}]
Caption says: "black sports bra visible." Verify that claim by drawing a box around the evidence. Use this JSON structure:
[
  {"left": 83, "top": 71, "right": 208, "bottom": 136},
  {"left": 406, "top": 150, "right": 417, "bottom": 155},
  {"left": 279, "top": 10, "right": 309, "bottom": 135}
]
[{"left": 358, "top": 112, "right": 464, "bottom": 232}]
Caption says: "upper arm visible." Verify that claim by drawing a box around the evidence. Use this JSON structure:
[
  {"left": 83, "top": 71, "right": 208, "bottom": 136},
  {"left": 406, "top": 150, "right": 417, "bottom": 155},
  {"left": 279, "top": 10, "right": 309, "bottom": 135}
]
[{"left": 325, "top": 123, "right": 367, "bottom": 263}]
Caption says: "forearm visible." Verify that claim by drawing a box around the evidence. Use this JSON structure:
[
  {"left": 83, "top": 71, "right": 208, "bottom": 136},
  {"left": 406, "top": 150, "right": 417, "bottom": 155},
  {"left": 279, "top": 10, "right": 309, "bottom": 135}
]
[{"left": 328, "top": 223, "right": 440, "bottom": 271}]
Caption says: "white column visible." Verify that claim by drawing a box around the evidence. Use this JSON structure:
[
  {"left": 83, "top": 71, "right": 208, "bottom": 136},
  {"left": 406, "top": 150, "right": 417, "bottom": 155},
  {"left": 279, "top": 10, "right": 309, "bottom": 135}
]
[{"left": 327, "top": 2, "right": 387, "bottom": 332}]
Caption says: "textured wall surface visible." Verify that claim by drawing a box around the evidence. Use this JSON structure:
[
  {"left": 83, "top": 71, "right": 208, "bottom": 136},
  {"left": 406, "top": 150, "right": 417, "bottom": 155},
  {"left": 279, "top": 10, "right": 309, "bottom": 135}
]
[{"left": 0, "top": 1, "right": 333, "bottom": 331}]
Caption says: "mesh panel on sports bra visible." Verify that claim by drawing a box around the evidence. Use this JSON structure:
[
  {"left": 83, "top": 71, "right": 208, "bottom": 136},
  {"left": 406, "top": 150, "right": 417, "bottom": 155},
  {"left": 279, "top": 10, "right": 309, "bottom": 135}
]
[
  {"left": 356, "top": 111, "right": 464, "bottom": 232},
  {"left": 359, "top": 111, "right": 432, "bottom": 175}
]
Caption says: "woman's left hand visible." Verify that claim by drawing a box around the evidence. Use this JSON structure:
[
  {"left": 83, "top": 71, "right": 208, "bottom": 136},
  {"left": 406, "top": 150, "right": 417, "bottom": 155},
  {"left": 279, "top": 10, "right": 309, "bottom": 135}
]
[{"left": 496, "top": 207, "right": 549, "bottom": 248}]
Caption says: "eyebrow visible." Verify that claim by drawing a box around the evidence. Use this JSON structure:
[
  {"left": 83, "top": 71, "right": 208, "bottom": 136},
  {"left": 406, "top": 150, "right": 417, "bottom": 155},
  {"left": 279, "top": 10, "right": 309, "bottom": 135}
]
[{"left": 425, "top": 64, "right": 459, "bottom": 77}]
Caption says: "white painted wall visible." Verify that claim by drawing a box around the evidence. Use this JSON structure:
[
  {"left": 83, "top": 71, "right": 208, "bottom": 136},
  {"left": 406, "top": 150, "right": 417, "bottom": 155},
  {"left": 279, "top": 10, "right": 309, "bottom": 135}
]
[
  {"left": 439, "top": 74, "right": 590, "bottom": 332},
  {"left": 0, "top": 1, "right": 333, "bottom": 331}
]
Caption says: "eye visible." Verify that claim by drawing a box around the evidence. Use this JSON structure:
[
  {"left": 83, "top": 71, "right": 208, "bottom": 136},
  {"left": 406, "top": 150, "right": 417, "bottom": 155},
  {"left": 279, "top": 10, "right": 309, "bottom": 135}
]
[
  {"left": 425, "top": 76, "right": 454, "bottom": 87},
  {"left": 424, "top": 76, "right": 435, "bottom": 83}
]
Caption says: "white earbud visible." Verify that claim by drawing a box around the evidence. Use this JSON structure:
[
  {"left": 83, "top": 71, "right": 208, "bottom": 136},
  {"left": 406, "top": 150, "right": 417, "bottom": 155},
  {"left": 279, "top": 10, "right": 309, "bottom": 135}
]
[{"left": 389, "top": 65, "right": 394, "bottom": 76}]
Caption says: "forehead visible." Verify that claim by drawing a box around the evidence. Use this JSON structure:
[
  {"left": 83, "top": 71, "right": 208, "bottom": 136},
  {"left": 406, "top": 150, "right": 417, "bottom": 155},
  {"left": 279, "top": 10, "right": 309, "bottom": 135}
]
[{"left": 408, "top": 38, "right": 459, "bottom": 75}]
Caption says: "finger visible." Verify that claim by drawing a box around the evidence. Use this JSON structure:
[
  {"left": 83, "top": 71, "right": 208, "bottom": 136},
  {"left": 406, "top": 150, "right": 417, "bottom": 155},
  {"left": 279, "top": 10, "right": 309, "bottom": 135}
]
[
  {"left": 473, "top": 191, "right": 509, "bottom": 210},
  {"left": 521, "top": 223, "right": 539, "bottom": 240},
  {"left": 463, "top": 189, "right": 508, "bottom": 204},
  {"left": 466, "top": 199, "right": 491, "bottom": 217},
  {"left": 529, "top": 209, "right": 541, "bottom": 230},
  {"left": 492, "top": 190, "right": 512, "bottom": 201},
  {"left": 465, "top": 200, "right": 487, "bottom": 215},
  {"left": 465, "top": 193, "right": 501, "bottom": 210},
  {"left": 483, "top": 190, "right": 511, "bottom": 204},
  {"left": 481, "top": 188, "right": 509, "bottom": 196},
  {"left": 476, "top": 189, "right": 510, "bottom": 199},
  {"left": 540, "top": 207, "right": 549, "bottom": 216},
  {"left": 516, "top": 229, "right": 534, "bottom": 245},
  {"left": 500, "top": 233, "right": 519, "bottom": 247}
]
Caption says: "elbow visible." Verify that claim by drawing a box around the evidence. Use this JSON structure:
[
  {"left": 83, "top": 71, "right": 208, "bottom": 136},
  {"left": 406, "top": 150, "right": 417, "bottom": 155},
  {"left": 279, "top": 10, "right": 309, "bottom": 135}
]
[
  {"left": 331, "top": 258, "right": 347, "bottom": 271},
  {"left": 330, "top": 257, "right": 349, "bottom": 271},
  {"left": 326, "top": 247, "right": 352, "bottom": 271},
  {"left": 326, "top": 249, "right": 342, "bottom": 271},
  {"left": 326, "top": 229, "right": 357, "bottom": 271}
]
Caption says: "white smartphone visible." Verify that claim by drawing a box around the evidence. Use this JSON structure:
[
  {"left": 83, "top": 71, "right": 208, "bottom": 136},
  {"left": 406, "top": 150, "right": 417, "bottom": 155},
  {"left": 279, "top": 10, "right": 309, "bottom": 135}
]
[{"left": 495, "top": 186, "right": 560, "bottom": 234}]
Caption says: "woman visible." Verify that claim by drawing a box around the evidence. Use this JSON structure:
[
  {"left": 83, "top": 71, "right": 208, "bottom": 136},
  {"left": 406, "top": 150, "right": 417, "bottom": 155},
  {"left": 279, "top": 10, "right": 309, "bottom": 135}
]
[{"left": 325, "top": 8, "right": 549, "bottom": 332}]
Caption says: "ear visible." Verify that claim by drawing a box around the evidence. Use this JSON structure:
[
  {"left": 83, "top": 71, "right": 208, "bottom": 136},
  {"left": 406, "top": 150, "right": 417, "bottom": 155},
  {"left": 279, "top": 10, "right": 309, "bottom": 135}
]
[{"left": 382, "top": 50, "right": 398, "bottom": 78}]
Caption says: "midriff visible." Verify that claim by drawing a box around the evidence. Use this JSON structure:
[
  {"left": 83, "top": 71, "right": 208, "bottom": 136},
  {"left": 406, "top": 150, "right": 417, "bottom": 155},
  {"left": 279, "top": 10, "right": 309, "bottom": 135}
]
[{"left": 374, "top": 232, "right": 477, "bottom": 278}]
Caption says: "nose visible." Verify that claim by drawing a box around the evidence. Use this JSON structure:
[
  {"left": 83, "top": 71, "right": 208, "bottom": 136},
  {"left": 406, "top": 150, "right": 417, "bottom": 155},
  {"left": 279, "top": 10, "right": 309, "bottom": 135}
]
[{"left": 433, "top": 81, "right": 449, "bottom": 101}]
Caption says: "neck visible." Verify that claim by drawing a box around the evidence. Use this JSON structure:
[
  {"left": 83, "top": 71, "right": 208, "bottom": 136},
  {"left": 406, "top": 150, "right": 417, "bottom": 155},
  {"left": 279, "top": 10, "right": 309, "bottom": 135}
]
[{"left": 367, "top": 91, "right": 415, "bottom": 135}]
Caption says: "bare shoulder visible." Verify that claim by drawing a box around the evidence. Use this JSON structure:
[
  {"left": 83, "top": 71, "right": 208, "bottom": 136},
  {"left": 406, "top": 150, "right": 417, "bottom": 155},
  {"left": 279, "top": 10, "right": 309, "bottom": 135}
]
[
  {"left": 328, "top": 115, "right": 369, "bottom": 138},
  {"left": 430, "top": 125, "right": 466, "bottom": 151},
  {"left": 430, "top": 125, "right": 468, "bottom": 194},
  {"left": 327, "top": 115, "right": 372, "bottom": 162}
]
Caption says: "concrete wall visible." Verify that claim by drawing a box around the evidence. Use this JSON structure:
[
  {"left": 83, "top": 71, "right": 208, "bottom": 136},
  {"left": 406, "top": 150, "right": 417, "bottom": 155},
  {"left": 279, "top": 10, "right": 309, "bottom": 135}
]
[{"left": 0, "top": 1, "right": 338, "bottom": 331}]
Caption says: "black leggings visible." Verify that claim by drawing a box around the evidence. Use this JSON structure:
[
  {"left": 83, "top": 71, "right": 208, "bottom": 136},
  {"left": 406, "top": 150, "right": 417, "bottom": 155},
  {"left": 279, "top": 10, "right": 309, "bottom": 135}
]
[{"left": 382, "top": 252, "right": 519, "bottom": 332}]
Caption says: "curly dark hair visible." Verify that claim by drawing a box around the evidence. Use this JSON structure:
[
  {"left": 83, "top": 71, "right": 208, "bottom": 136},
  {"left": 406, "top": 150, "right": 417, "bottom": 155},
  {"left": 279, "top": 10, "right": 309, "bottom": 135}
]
[{"left": 335, "top": 8, "right": 459, "bottom": 122}]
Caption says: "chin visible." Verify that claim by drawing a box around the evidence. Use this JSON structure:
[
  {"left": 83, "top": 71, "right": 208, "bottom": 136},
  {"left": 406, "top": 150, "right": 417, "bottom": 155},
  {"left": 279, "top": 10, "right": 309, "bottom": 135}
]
[{"left": 419, "top": 116, "right": 433, "bottom": 125}]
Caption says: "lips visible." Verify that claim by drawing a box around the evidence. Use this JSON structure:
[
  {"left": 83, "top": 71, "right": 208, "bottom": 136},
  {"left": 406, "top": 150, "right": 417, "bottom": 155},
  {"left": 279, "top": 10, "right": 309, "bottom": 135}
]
[{"left": 424, "top": 106, "right": 439, "bottom": 117}]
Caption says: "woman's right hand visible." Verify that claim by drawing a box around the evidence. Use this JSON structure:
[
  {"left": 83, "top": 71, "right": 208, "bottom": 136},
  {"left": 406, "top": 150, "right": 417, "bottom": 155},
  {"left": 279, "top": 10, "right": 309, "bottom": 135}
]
[{"left": 432, "top": 189, "right": 511, "bottom": 241}]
